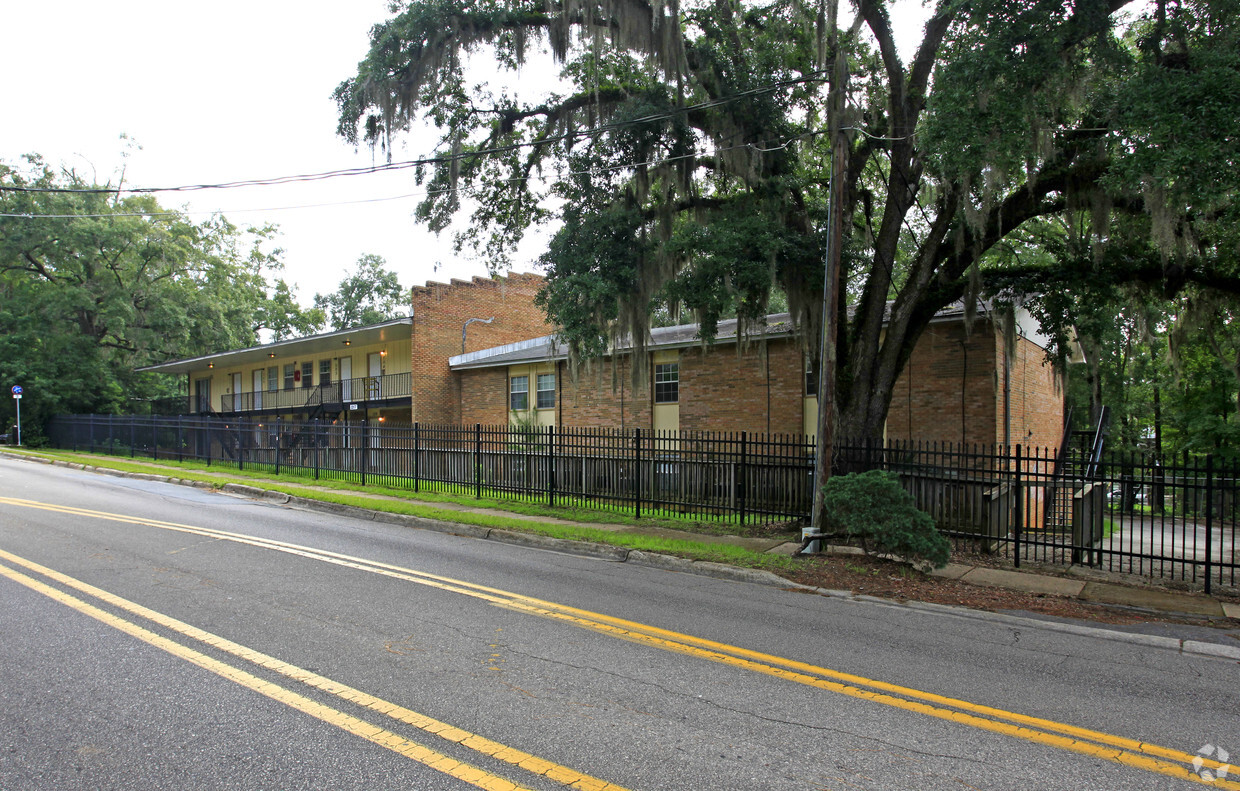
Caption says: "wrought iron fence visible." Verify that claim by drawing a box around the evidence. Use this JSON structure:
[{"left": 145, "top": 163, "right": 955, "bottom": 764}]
[
  {"left": 44, "top": 415, "right": 1238, "bottom": 592},
  {"left": 46, "top": 414, "right": 815, "bottom": 526},
  {"left": 835, "top": 438, "right": 1238, "bottom": 594}
]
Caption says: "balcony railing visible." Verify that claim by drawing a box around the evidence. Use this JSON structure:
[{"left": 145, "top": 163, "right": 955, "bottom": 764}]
[{"left": 216, "top": 372, "right": 413, "bottom": 414}]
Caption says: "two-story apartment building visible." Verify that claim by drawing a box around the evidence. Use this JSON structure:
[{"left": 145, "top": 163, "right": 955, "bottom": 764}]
[
  {"left": 140, "top": 273, "right": 1069, "bottom": 451},
  {"left": 137, "top": 273, "right": 552, "bottom": 428}
]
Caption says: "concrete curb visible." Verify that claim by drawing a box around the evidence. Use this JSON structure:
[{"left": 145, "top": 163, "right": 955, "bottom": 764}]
[
  {"left": 221, "top": 483, "right": 290, "bottom": 504},
  {"left": 488, "top": 529, "right": 631, "bottom": 561},
  {"left": 864, "top": 597, "right": 1240, "bottom": 661},
  {"left": 285, "top": 496, "right": 374, "bottom": 520},
  {"left": 626, "top": 550, "right": 700, "bottom": 574}
]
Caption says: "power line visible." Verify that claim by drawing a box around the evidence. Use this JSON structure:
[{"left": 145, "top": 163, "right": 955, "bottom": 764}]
[
  {"left": 1, "top": 132, "right": 828, "bottom": 220},
  {"left": 0, "top": 72, "right": 828, "bottom": 197}
]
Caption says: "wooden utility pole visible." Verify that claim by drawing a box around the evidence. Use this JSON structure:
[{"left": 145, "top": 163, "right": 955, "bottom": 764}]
[{"left": 810, "top": 1, "right": 848, "bottom": 535}]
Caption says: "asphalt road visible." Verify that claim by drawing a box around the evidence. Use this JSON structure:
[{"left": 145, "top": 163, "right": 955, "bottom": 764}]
[{"left": 1, "top": 456, "right": 1237, "bottom": 791}]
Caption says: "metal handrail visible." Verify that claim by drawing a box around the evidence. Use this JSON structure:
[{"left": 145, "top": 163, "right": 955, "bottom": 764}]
[{"left": 216, "top": 372, "right": 413, "bottom": 414}]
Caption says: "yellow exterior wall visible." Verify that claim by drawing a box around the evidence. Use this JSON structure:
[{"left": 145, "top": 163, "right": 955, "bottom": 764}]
[
  {"left": 506, "top": 362, "right": 557, "bottom": 427},
  {"left": 187, "top": 336, "right": 412, "bottom": 414},
  {"left": 651, "top": 349, "right": 680, "bottom": 435}
]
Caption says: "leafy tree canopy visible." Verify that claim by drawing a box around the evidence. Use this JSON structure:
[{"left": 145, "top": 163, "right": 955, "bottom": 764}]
[
  {"left": 312, "top": 253, "right": 408, "bottom": 331},
  {"left": 0, "top": 156, "right": 320, "bottom": 436},
  {"left": 336, "top": 0, "right": 1240, "bottom": 440}
]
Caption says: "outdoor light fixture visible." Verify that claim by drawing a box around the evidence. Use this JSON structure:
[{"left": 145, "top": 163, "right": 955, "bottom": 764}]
[
  {"left": 269, "top": 352, "right": 275, "bottom": 358},
  {"left": 208, "top": 362, "right": 214, "bottom": 368},
  {"left": 344, "top": 339, "right": 351, "bottom": 346},
  {"left": 380, "top": 349, "right": 387, "bottom": 357}
]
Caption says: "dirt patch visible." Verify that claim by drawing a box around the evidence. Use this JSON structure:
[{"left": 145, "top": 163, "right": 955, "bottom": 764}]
[{"left": 780, "top": 552, "right": 1240, "bottom": 629}]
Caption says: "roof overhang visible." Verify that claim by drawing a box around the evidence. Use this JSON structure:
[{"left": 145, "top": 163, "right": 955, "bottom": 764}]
[
  {"left": 449, "top": 314, "right": 799, "bottom": 371},
  {"left": 137, "top": 317, "right": 413, "bottom": 376}
]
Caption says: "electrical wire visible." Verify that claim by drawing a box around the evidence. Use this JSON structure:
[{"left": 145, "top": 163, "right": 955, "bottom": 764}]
[
  {"left": 1, "top": 131, "right": 826, "bottom": 220},
  {"left": 0, "top": 71, "right": 829, "bottom": 197}
]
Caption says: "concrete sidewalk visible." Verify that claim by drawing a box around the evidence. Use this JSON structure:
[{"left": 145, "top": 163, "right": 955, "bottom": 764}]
[
  {"left": 7, "top": 449, "right": 1238, "bottom": 625},
  {"left": 927, "top": 563, "right": 1239, "bottom": 620}
]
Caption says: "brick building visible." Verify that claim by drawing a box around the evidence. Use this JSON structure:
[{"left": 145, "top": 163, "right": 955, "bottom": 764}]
[
  {"left": 139, "top": 273, "right": 550, "bottom": 428},
  {"left": 450, "top": 305, "right": 1068, "bottom": 449},
  {"left": 409, "top": 273, "right": 553, "bottom": 424},
  {"left": 140, "top": 276, "right": 1065, "bottom": 449}
]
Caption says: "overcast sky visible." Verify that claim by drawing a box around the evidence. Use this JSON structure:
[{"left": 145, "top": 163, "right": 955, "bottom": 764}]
[
  {"left": 3, "top": 2, "right": 929, "bottom": 306},
  {"left": 1, "top": 1, "right": 534, "bottom": 303}
]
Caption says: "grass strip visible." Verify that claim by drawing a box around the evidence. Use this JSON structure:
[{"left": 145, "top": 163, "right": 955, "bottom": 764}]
[
  {"left": 13, "top": 448, "right": 758, "bottom": 533},
  {"left": 2, "top": 448, "right": 797, "bottom": 572}
]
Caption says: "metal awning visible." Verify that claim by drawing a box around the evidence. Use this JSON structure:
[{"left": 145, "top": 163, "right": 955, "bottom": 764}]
[{"left": 137, "top": 317, "right": 412, "bottom": 376}]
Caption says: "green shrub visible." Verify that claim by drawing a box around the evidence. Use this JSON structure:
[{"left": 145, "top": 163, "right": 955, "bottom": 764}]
[{"left": 821, "top": 470, "right": 951, "bottom": 569}]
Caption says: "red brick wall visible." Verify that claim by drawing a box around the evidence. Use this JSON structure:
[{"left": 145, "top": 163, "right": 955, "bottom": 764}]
[
  {"left": 452, "top": 313, "right": 1065, "bottom": 449},
  {"left": 559, "top": 356, "right": 653, "bottom": 431},
  {"left": 1000, "top": 333, "right": 1064, "bottom": 452},
  {"left": 886, "top": 321, "right": 999, "bottom": 446},
  {"left": 679, "top": 341, "right": 804, "bottom": 434},
  {"left": 550, "top": 339, "right": 806, "bottom": 434},
  {"left": 458, "top": 368, "right": 509, "bottom": 425},
  {"left": 410, "top": 273, "right": 551, "bottom": 424}
]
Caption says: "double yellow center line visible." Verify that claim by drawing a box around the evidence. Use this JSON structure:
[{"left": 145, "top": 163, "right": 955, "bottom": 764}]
[{"left": 0, "top": 496, "right": 1234, "bottom": 789}]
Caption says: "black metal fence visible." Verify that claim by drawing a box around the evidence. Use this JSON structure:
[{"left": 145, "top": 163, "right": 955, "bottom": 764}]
[
  {"left": 837, "top": 439, "right": 1238, "bottom": 594},
  {"left": 46, "top": 414, "right": 815, "bottom": 526},
  {"left": 44, "top": 414, "right": 1238, "bottom": 592}
]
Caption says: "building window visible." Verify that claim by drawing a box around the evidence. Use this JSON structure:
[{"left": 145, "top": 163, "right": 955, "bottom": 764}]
[
  {"left": 654, "top": 363, "right": 679, "bottom": 404},
  {"left": 267, "top": 366, "right": 278, "bottom": 392},
  {"left": 302, "top": 361, "right": 314, "bottom": 388},
  {"left": 509, "top": 375, "right": 529, "bottom": 410},
  {"left": 283, "top": 363, "right": 296, "bottom": 390},
  {"left": 319, "top": 359, "right": 332, "bottom": 385},
  {"left": 536, "top": 373, "right": 555, "bottom": 409},
  {"left": 805, "top": 358, "right": 820, "bottom": 397}
]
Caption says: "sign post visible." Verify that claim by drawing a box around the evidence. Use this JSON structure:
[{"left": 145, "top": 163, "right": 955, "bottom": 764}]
[{"left": 11, "top": 386, "right": 22, "bottom": 446}]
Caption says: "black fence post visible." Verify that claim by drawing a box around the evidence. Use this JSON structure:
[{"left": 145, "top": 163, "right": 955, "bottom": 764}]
[
  {"left": 130, "top": 418, "right": 136, "bottom": 459},
  {"left": 176, "top": 416, "right": 183, "bottom": 463},
  {"left": 1013, "top": 444, "right": 1023, "bottom": 568},
  {"left": 548, "top": 425, "right": 556, "bottom": 508},
  {"left": 634, "top": 428, "right": 642, "bottom": 521},
  {"left": 151, "top": 417, "right": 159, "bottom": 461},
  {"left": 274, "top": 416, "right": 282, "bottom": 476},
  {"left": 1204, "top": 455, "right": 1214, "bottom": 595},
  {"left": 739, "top": 431, "right": 748, "bottom": 526},
  {"left": 312, "top": 418, "right": 320, "bottom": 480},
  {"left": 475, "top": 423, "right": 482, "bottom": 499},
  {"left": 237, "top": 421, "right": 244, "bottom": 471},
  {"left": 361, "top": 416, "right": 369, "bottom": 487},
  {"left": 413, "top": 422, "right": 420, "bottom": 493}
]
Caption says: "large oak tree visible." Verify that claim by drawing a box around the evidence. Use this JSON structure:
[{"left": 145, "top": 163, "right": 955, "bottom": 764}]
[
  {"left": 0, "top": 156, "right": 322, "bottom": 434},
  {"left": 335, "top": 0, "right": 1239, "bottom": 441}
]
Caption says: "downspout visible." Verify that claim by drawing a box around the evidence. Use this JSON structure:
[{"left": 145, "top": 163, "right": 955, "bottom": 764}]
[
  {"left": 1000, "top": 307, "right": 1018, "bottom": 450},
  {"left": 907, "top": 366, "right": 912, "bottom": 440},
  {"left": 1003, "top": 332, "right": 1011, "bottom": 450},
  {"left": 959, "top": 339, "right": 968, "bottom": 446},
  {"left": 459, "top": 315, "right": 492, "bottom": 424},
  {"left": 620, "top": 357, "right": 626, "bottom": 432},
  {"left": 765, "top": 351, "right": 771, "bottom": 433}
]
